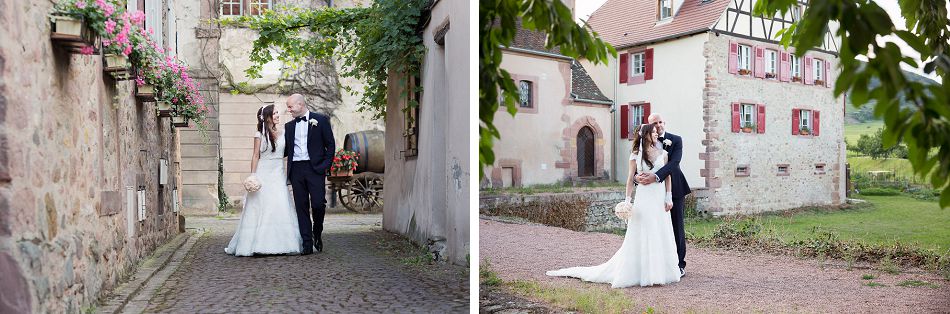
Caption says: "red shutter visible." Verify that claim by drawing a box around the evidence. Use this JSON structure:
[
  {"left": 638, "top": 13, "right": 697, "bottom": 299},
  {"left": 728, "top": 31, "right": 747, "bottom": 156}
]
[
  {"left": 792, "top": 109, "right": 800, "bottom": 135},
  {"left": 728, "top": 41, "right": 738, "bottom": 74},
  {"left": 731, "top": 102, "right": 741, "bottom": 132},
  {"left": 620, "top": 104, "right": 629, "bottom": 139},
  {"left": 754, "top": 46, "right": 765, "bottom": 78},
  {"left": 804, "top": 56, "right": 814, "bottom": 85},
  {"left": 644, "top": 48, "right": 654, "bottom": 80},
  {"left": 643, "top": 103, "right": 651, "bottom": 124},
  {"left": 780, "top": 52, "right": 791, "bottom": 82},
  {"left": 757, "top": 104, "right": 766, "bottom": 133},
  {"left": 824, "top": 60, "right": 831, "bottom": 87},
  {"left": 619, "top": 53, "right": 629, "bottom": 84},
  {"left": 813, "top": 110, "right": 820, "bottom": 136},
  {"left": 138, "top": 0, "right": 145, "bottom": 28}
]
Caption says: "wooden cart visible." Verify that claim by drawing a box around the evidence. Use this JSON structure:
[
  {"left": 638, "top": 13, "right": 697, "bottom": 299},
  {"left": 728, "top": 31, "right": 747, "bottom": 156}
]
[{"left": 328, "top": 130, "right": 385, "bottom": 213}]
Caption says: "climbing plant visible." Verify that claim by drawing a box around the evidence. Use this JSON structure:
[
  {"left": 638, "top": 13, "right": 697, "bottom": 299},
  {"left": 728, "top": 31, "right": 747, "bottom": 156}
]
[{"left": 217, "top": 0, "right": 427, "bottom": 119}]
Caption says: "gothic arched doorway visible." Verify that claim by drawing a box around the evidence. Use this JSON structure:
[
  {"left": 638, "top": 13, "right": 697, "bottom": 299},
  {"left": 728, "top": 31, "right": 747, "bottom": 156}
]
[{"left": 576, "top": 126, "right": 595, "bottom": 177}]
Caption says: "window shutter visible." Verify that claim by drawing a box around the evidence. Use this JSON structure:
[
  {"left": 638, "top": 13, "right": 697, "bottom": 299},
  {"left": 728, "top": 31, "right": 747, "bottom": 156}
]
[
  {"left": 757, "top": 104, "right": 766, "bottom": 133},
  {"left": 792, "top": 109, "right": 800, "bottom": 135},
  {"left": 138, "top": 0, "right": 145, "bottom": 28},
  {"left": 824, "top": 61, "right": 831, "bottom": 87},
  {"left": 619, "top": 53, "right": 629, "bottom": 84},
  {"left": 754, "top": 46, "right": 765, "bottom": 78},
  {"left": 620, "top": 104, "right": 629, "bottom": 139},
  {"left": 780, "top": 52, "right": 790, "bottom": 82},
  {"left": 813, "top": 110, "right": 820, "bottom": 136},
  {"left": 728, "top": 41, "right": 738, "bottom": 74},
  {"left": 804, "top": 56, "right": 814, "bottom": 85},
  {"left": 644, "top": 48, "right": 654, "bottom": 80},
  {"left": 643, "top": 103, "right": 651, "bottom": 123},
  {"left": 731, "top": 102, "right": 740, "bottom": 132}
]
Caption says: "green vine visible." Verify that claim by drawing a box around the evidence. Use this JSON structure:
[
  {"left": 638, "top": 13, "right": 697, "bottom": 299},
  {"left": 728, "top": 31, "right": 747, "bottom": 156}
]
[{"left": 217, "top": 1, "right": 427, "bottom": 119}]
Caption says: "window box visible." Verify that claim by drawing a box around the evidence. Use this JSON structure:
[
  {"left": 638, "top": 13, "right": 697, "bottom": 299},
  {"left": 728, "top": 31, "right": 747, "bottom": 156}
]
[
  {"left": 49, "top": 14, "right": 96, "bottom": 53},
  {"left": 792, "top": 76, "right": 802, "bottom": 82},
  {"left": 136, "top": 84, "right": 156, "bottom": 101},
  {"left": 156, "top": 101, "right": 173, "bottom": 117},
  {"left": 765, "top": 73, "right": 776, "bottom": 79},
  {"left": 799, "top": 126, "right": 811, "bottom": 135},
  {"left": 103, "top": 54, "right": 130, "bottom": 73},
  {"left": 814, "top": 79, "right": 825, "bottom": 86},
  {"left": 738, "top": 69, "right": 752, "bottom": 76},
  {"left": 742, "top": 122, "right": 755, "bottom": 133},
  {"left": 171, "top": 116, "right": 189, "bottom": 128}
]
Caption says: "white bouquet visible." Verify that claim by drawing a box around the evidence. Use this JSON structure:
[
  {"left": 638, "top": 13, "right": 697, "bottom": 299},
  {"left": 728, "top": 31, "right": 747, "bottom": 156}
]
[
  {"left": 243, "top": 175, "right": 262, "bottom": 192},
  {"left": 614, "top": 201, "right": 634, "bottom": 221}
]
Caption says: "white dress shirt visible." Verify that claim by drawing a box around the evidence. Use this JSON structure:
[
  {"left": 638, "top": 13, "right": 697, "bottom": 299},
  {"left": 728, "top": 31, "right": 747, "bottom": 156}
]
[{"left": 293, "top": 111, "right": 311, "bottom": 161}]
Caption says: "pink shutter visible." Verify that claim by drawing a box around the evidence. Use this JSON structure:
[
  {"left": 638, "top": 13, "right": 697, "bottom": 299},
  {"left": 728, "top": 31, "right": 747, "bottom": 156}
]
[
  {"left": 643, "top": 103, "right": 651, "bottom": 124},
  {"left": 728, "top": 41, "right": 738, "bottom": 74},
  {"left": 138, "top": 0, "right": 145, "bottom": 28},
  {"left": 824, "top": 60, "right": 831, "bottom": 87},
  {"left": 804, "top": 56, "right": 814, "bottom": 85},
  {"left": 792, "top": 109, "right": 800, "bottom": 135},
  {"left": 619, "top": 53, "right": 629, "bottom": 84},
  {"left": 813, "top": 110, "right": 820, "bottom": 136},
  {"left": 620, "top": 104, "right": 629, "bottom": 139},
  {"left": 757, "top": 104, "right": 766, "bottom": 133},
  {"left": 731, "top": 103, "right": 740, "bottom": 132},
  {"left": 780, "top": 52, "right": 791, "bottom": 82},
  {"left": 754, "top": 46, "right": 765, "bottom": 78},
  {"left": 644, "top": 48, "right": 654, "bottom": 80}
]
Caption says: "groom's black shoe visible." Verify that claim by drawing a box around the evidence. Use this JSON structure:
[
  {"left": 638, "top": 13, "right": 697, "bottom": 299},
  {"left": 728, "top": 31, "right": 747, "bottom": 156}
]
[
  {"left": 302, "top": 243, "right": 314, "bottom": 255},
  {"left": 315, "top": 239, "right": 323, "bottom": 253}
]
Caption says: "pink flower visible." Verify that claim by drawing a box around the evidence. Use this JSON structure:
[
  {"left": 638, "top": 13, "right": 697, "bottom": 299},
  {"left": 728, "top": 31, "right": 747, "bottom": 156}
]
[
  {"left": 130, "top": 11, "right": 145, "bottom": 24},
  {"left": 102, "top": 39, "right": 111, "bottom": 46},
  {"left": 105, "top": 20, "right": 116, "bottom": 33},
  {"left": 76, "top": 1, "right": 87, "bottom": 9},
  {"left": 135, "top": 76, "right": 145, "bottom": 86},
  {"left": 122, "top": 44, "right": 132, "bottom": 56},
  {"left": 80, "top": 46, "right": 95, "bottom": 55},
  {"left": 172, "top": 97, "right": 178, "bottom": 103}
]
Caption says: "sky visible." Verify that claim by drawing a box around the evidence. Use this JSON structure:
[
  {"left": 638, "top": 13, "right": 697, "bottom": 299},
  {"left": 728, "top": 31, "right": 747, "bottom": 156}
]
[{"left": 574, "top": 0, "right": 941, "bottom": 80}]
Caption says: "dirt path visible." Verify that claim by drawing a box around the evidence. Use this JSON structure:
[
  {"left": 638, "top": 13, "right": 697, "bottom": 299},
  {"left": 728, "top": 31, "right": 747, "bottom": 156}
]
[{"left": 480, "top": 219, "right": 950, "bottom": 313}]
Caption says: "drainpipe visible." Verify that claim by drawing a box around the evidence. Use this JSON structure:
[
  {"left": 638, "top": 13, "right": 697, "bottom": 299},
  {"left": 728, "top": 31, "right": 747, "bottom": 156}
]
[{"left": 610, "top": 56, "right": 619, "bottom": 182}]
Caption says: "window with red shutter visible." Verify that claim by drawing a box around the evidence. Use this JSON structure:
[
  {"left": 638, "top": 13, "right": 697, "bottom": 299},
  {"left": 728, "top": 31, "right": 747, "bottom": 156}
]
[
  {"left": 620, "top": 104, "right": 629, "bottom": 139},
  {"left": 644, "top": 49, "right": 654, "bottom": 80},
  {"left": 754, "top": 46, "right": 765, "bottom": 78},
  {"left": 728, "top": 41, "right": 738, "bottom": 74},
  {"left": 643, "top": 103, "right": 651, "bottom": 123},
  {"left": 619, "top": 53, "right": 629, "bottom": 84},
  {"left": 804, "top": 56, "right": 814, "bottom": 85},
  {"left": 792, "top": 109, "right": 800, "bottom": 135},
  {"left": 757, "top": 104, "right": 766, "bottom": 133},
  {"left": 813, "top": 110, "right": 820, "bottom": 136},
  {"left": 731, "top": 102, "right": 741, "bottom": 132}
]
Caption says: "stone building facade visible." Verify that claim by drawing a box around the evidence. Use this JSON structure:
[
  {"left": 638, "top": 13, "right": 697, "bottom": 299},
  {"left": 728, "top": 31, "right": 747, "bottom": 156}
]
[
  {"left": 588, "top": 0, "right": 846, "bottom": 214},
  {"left": 171, "top": 0, "right": 380, "bottom": 212},
  {"left": 485, "top": 21, "right": 614, "bottom": 188},
  {"left": 384, "top": 0, "right": 470, "bottom": 265},
  {"left": 1, "top": 1, "right": 182, "bottom": 312}
]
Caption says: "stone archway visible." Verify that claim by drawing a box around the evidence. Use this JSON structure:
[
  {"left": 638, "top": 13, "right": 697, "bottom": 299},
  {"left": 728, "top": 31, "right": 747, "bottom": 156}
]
[
  {"left": 557, "top": 116, "right": 605, "bottom": 179},
  {"left": 576, "top": 126, "right": 595, "bottom": 177}
]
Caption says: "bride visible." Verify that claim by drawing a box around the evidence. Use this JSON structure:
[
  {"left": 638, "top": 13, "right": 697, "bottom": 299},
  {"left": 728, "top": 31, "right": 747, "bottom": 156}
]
[
  {"left": 225, "top": 104, "right": 302, "bottom": 256},
  {"left": 546, "top": 123, "right": 681, "bottom": 287}
]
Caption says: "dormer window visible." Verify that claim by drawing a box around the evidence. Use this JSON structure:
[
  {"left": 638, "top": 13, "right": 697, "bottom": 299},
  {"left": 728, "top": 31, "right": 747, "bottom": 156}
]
[{"left": 659, "top": 0, "right": 673, "bottom": 19}]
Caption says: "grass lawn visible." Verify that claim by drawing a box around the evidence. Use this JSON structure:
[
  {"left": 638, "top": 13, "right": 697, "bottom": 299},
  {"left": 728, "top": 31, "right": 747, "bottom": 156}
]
[
  {"left": 687, "top": 195, "right": 950, "bottom": 252},
  {"left": 847, "top": 156, "right": 931, "bottom": 184},
  {"left": 844, "top": 120, "right": 884, "bottom": 144}
]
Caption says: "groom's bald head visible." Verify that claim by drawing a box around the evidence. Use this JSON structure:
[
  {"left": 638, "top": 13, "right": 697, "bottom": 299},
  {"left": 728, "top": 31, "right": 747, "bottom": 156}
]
[
  {"left": 286, "top": 94, "right": 307, "bottom": 117},
  {"left": 648, "top": 113, "right": 665, "bottom": 135}
]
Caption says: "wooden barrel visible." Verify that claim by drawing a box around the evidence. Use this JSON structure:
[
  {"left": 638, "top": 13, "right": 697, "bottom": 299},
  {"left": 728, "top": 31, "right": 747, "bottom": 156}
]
[{"left": 343, "top": 130, "right": 385, "bottom": 173}]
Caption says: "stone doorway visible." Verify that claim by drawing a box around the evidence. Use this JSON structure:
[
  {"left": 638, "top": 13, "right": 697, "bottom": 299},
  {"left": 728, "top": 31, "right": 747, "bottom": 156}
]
[{"left": 576, "top": 126, "right": 595, "bottom": 177}]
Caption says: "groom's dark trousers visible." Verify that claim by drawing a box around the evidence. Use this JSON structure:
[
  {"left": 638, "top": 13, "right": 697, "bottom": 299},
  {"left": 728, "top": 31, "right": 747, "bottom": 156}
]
[
  {"left": 290, "top": 161, "right": 326, "bottom": 249},
  {"left": 671, "top": 196, "right": 686, "bottom": 269}
]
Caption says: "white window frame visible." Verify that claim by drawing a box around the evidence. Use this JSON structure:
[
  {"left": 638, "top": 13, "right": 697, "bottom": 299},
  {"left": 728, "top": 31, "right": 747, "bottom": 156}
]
[
  {"left": 737, "top": 44, "right": 752, "bottom": 72},
  {"left": 792, "top": 5, "right": 802, "bottom": 21},
  {"left": 765, "top": 49, "right": 777, "bottom": 77},
  {"left": 814, "top": 58, "right": 824, "bottom": 81},
  {"left": 518, "top": 80, "right": 533, "bottom": 108},
  {"left": 791, "top": 55, "right": 801, "bottom": 78},
  {"left": 800, "top": 109, "right": 812, "bottom": 130},
  {"left": 659, "top": 0, "right": 673, "bottom": 19},
  {"left": 631, "top": 52, "right": 645, "bottom": 76},
  {"left": 220, "top": 0, "right": 243, "bottom": 16},
  {"left": 248, "top": 0, "right": 271, "bottom": 16},
  {"left": 632, "top": 105, "right": 645, "bottom": 125},
  {"left": 740, "top": 104, "right": 756, "bottom": 128}
]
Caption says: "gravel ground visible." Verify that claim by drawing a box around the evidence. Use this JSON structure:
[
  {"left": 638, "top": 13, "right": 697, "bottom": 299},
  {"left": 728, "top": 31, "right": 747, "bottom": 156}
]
[{"left": 480, "top": 219, "right": 950, "bottom": 313}]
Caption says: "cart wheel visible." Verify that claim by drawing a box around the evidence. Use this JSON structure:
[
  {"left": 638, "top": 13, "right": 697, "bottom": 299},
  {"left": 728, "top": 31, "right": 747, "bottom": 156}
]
[{"left": 339, "top": 175, "right": 383, "bottom": 213}]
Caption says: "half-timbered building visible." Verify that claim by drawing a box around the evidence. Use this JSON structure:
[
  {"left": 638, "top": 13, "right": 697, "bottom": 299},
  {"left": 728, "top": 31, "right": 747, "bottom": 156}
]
[{"left": 588, "top": 0, "right": 846, "bottom": 214}]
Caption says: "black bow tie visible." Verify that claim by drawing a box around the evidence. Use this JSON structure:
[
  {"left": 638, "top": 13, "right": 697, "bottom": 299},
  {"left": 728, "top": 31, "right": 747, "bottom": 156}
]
[
  {"left": 658, "top": 136, "right": 665, "bottom": 142},
  {"left": 295, "top": 116, "right": 307, "bottom": 123}
]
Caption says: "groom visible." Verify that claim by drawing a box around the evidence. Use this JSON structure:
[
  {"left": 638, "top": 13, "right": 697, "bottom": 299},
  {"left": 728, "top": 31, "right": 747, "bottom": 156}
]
[
  {"left": 637, "top": 113, "right": 690, "bottom": 277},
  {"left": 285, "top": 94, "right": 335, "bottom": 255}
]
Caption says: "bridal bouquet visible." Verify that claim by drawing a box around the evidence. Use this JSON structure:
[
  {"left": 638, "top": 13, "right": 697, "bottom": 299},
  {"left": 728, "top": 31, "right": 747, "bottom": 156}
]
[
  {"left": 243, "top": 175, "right": 261, "bottom": 192},
  {"left": 614, "top": 201, "right": 633, "bottom": 221}
]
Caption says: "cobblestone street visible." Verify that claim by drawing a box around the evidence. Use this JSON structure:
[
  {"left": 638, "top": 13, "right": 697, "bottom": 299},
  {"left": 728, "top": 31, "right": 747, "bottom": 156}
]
[{"left": 136, "top": 213, "right": 468, "bottom": 313}]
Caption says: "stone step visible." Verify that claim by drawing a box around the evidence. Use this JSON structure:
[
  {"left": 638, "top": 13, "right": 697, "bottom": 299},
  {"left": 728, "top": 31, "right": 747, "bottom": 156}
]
[
  {"left": 219, "top": 124, "right": 256, "bottom": 139},
  {"left": 178, "top": 131, "right": 219, "bottom": 145},
  {"left": 221, "top": 148, "right": 252, "bottom": 161},
  {"left": 220, "top": 137, "right": 254, "bottom": 150},
  {"left": 180, "top": 157, "right": 219, "bottom": 171},
  {"left": 180, "top": 144, "right": 219, "bottom": 158},
  {"left": 181, "top": 171, "right": 218, "bottom": 185},
  {"left": 222, "top": 160, "right": 251, "bottom": 174}
]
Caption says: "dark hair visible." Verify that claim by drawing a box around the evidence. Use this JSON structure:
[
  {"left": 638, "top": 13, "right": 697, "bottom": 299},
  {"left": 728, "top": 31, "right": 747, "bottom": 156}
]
[
  {"left": 639, "top": 123, "right": 657, "bottom": 170},
  {"left": 631, "top": 124, "right": 644, "bottom": 154},
  {"left": 257, "top": 105, "right": 277, "bottom": 152}
]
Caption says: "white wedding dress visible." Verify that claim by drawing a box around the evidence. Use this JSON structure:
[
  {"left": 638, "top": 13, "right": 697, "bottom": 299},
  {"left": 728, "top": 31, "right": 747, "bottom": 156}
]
[
  {"left": 546, "top": 150, "right": 681, "bottom": 288},
  {"left": 225, "top": 131, "right": 302, "bottom": 256}
]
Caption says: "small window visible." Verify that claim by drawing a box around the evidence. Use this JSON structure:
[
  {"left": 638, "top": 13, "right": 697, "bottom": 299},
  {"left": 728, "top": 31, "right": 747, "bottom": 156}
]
[
  {"left": 740, "top": 104, "right": 756, "bottom": 129},
  {"left": 777, "top": 164, "right": 790, "bottom": 176},
  {"left": 765, "top": 50, "right": 778, "bottom": 79},
  {"left": 814, "top": 58, "right": 824, "bottom": 81},
  {"left": 518, "top": 80, "right": 533, "bottom": 108},
  {"left": 404, "top": 72, "right": 421, "bottom": 158},
  {"left": 248, "top": 0, "right": 270, "bottom": 16},
  {"left": 632, "top": 104, "right": 645, "bottom": 125},
  {"left": 815, "top": 163, "right": 826, "bottom": 174},
  {"left": 799, "top": 109, "right": 812, "bottom": 134},
  {"left": 737, "top": 44, "right": 752, "bottom": 73},
  {"left": 631, "top": 52, "right": 646, "bottom": 76},
  {"left": 736, "top": 165, "right": 750, "bottom": 177},
  {"left": 221, "top": 0, "right": 243, "bottom": 16},
  {"left": 791, "top": 55, "right": 802, "bottom": 81},
  {"left": 659, "top": 0, "right": 673, "bottom": 19}
]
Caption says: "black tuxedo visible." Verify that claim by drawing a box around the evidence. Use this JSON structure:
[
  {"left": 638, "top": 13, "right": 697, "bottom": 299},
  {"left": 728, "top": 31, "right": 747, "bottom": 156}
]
[
  {"left": 655, "top": 131, "right": 689, "bottom": 269},
  {"left": 284, "top": 111, "right": 335, "bottom": 251}
]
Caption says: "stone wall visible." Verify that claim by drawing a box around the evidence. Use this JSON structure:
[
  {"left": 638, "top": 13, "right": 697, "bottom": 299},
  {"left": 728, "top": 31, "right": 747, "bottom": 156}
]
[
  {"left": 479, "top": 190, "right": 627, "bottom": 232},
  {"left": 700, "top": 34, "right": 846, "bottom": 215},
  {"left": 0, "top": 1, "right": 182, "bottom": 312}
]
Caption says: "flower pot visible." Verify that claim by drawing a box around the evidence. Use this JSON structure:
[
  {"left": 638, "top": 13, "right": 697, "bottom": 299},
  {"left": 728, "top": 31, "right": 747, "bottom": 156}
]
[
  {"left": 800, "top": 130, "right": 810, "bottom": 135},
  {"left": 156, "top": 101, "right": 173, "bottom": 117},
  {"left": 136, "top": 84, "right": 155, "bottom": 101},
  {"left": 742, "top": 127, "right": 753, "bottom": 133},
  {"left": 103, "top": 54, "right": 129, "bottom": 72},
  {"left": 331, "top": 168, "right": 353, "bottom": 177},
  {"left": 738, "top": 69, "right": 751, "bottom": 75},
  {"left": 49, "top": 14, "right": 96, "bottom": 53},
  {"left": 815, "top": 80, "right": 825, "bottom": 86},
  {"left": 792, "top": 77, "right": 802, "bottom": 82},
  {"left": 171, "top": 116, "right": 189, "bottom": 128}
]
